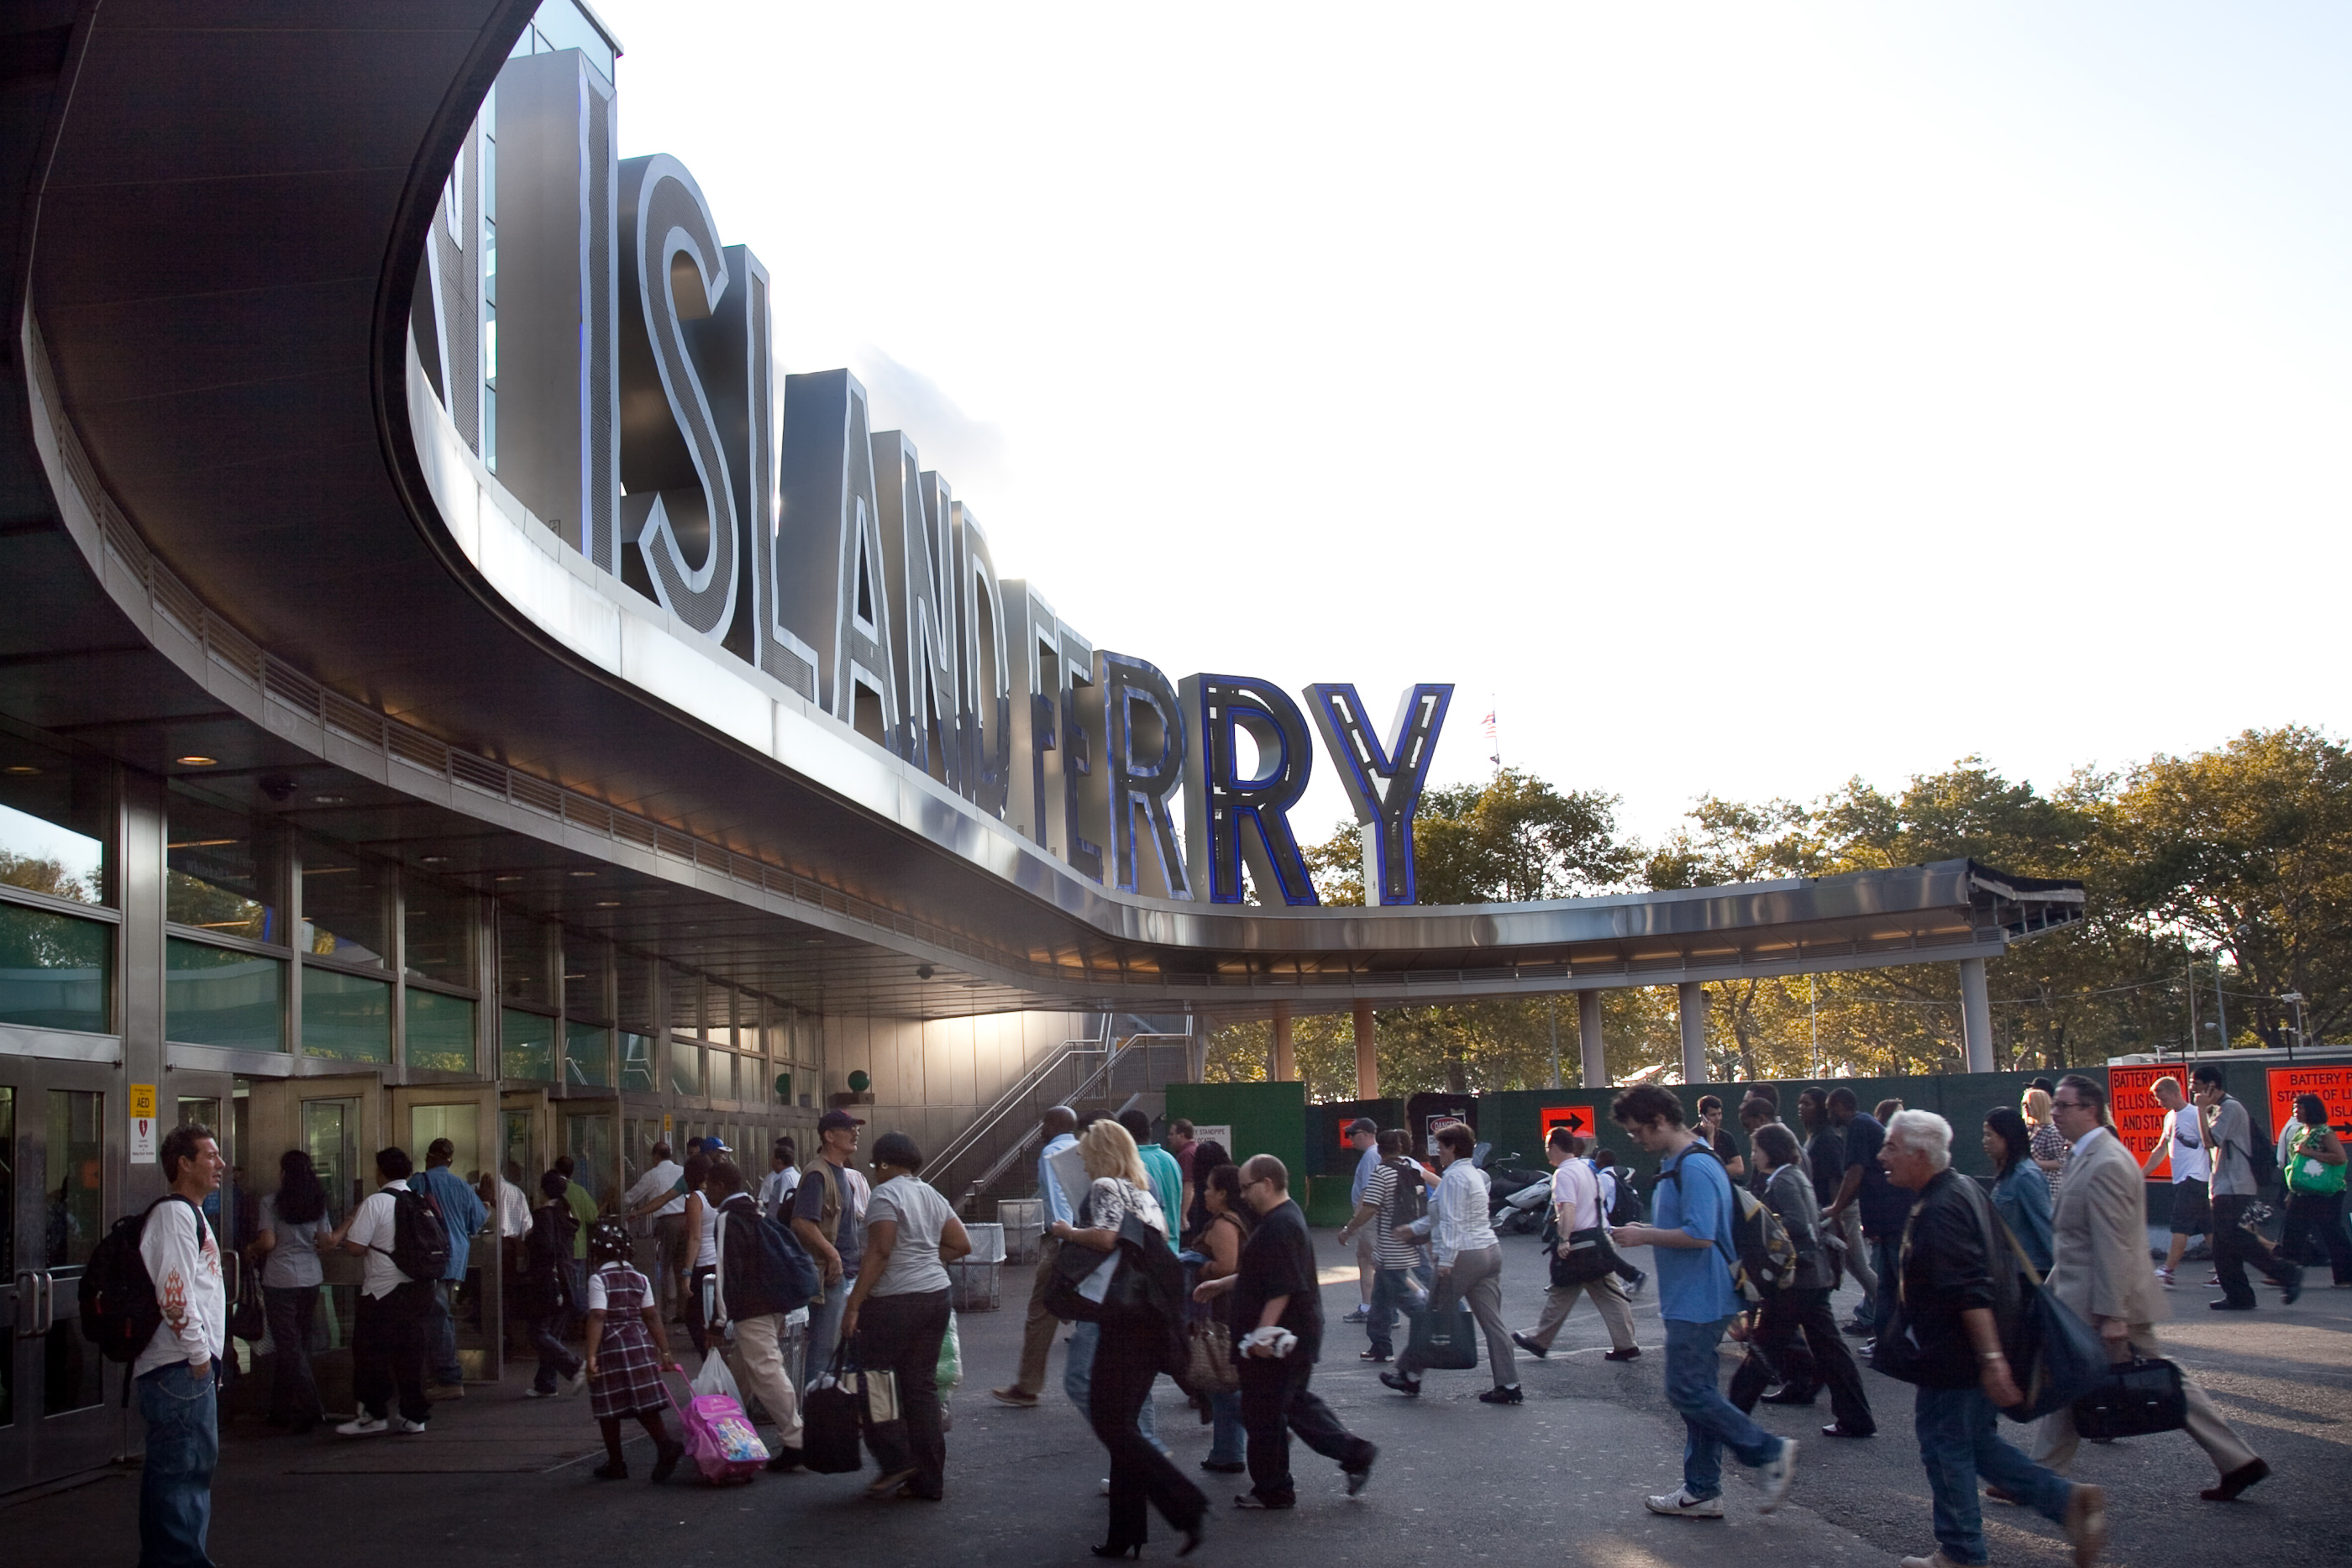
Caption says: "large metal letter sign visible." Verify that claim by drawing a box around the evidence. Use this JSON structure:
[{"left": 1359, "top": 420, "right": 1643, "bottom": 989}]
[
  {"left": 1307, "top": 684, "right": 1453, "bottom": 905},
  {"left": 1180, "top": 674, "right": 1319, "bottom": 905},
  {"left": 1060, "top": 621, "right": 1105, "bottom": 884},
  {"left": 874, "top": 436, "right": 958, "bottom": 784},
  {"left": 1099, "top": 652, "right": 1191, "bottom": 899},
  {"left": 952, "top": 503, "right": 1012, "bottom": 820},
  {"left": 615, "top": 155, "right": 738, "bottom": 638},
  {"left": 778, "top": 369, "right": 898, "bottom": 737}
]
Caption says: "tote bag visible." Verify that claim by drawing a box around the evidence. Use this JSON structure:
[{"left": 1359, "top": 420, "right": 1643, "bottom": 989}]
[{"left": 1404, "top": 1285, "right": 1479, "bottom": 1371}]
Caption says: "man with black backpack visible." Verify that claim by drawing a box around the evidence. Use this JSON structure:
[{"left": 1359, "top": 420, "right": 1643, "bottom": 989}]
[
  {"left": 2192, "top": 1065, "right": 2302, "bottom": 1312},
  {"left": 133, "top": 1121, "right": 227, "bottom": 1568},
  {"left": 708, "top": 1156, "right": 819, "bottom": 1471},
  {"left": 1335, "top": 1129, "right": 1433, "bottom": 1364},
  {"left": 329, "top": 1147, "right": 445, "bottom": 1436}
]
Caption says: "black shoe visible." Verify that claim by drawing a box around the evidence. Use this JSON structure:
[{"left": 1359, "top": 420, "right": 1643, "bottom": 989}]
[
  {"left": 1346, "top": 1447, "right": 1377, "bottom": 1497},
  {"left": 1510, "top": 1331, "right": 1548, "bottom": 1360},
  {"left": 1478, "top": 1385, "right": 1523, "bottom": 1405},
  {"left": 1360, "top": 1349, "right": 1391, "bottom": 1362},
  {"left": 1089, "top": 1544, "right": 1142, "bottom": 1559},
  {"left": 1820, "top": 1423, "right": 1875, "bottom": 1440},
  {"left": 1603, "top": 1346, "right": 1642, "bottom": 1362},
  {"left": 2281, "top": 1265, "right": 2306, "bottom": 1305},
  {"left": 1378, "top": 1371, "right": 1421, "bottom": 1397},
  {"left": 765, "top": 1446, "right": 803, "bottom": 1472},
  {"left": 1761, "top": 1387, "right": 1819, "bottom": 1406},
  {"left": 593, "top": 1460, "right": 628, "bottom": 1480},
  {"left": 1200, "top": 1459, "right": 1247, "bottom": 1474},
  {"left": 650, "top": 1440, "right": 685, "bottom": 1483},
  {"left": 1840, "top": 1318, "right": 1872, "bottom": 1337},
  {"left": 2202, "top": 1458, "right": 2270, "bottom": 1502},
  {"left": 2209, "top": 1299, "right": 2256, "bottom": 1312}
]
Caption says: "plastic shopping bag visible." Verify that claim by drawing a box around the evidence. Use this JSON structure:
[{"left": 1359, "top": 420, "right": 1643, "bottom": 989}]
[
  {"left": 693, "top": 1349, "right": 744, "bottom": 1404},
  {"left": 936, "top": 1310, "right": 962, "bottom": 1391}
]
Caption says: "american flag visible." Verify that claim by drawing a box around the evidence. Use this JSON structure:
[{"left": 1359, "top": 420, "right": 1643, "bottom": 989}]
[{"left": 1482, "top": 704, "right": 1499, "bottom": 766}]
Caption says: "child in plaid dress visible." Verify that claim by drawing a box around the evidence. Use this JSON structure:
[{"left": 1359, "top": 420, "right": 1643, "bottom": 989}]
[{"left": 583, "top": 1219, "right": 685, "bottom": 1481}]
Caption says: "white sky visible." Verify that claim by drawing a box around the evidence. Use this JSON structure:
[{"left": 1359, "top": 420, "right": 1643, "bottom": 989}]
[{"left": 592, "top": 0, "right": 2352, "bottom": 850}]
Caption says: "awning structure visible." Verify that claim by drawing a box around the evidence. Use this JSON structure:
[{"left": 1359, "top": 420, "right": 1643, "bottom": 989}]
[{"left": 3, "top": 0, "right": 2085, "bottom": 1020}]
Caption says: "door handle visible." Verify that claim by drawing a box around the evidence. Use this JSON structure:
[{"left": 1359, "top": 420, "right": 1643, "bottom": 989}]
[{"left": 37, "top": 1272, "right": 55, "bottom": 1335}]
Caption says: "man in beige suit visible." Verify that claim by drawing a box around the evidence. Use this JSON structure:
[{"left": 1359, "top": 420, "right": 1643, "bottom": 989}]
[{"left": 2029, "top": 1075, "right": 2268, "bottom": 1502}]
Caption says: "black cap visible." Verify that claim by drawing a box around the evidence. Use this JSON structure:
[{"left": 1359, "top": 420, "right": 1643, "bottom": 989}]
[
  {"left": 817, "top": 1109, "right": 865, "bottom": 1133},
  {"left": 1346, "top": 1117, "right": 1378, "bottom": 1136}
]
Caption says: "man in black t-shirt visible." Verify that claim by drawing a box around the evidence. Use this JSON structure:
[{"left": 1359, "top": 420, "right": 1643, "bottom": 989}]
[{"left": 1199, "top": 1156, "right": 1377, "bottom": 1509}]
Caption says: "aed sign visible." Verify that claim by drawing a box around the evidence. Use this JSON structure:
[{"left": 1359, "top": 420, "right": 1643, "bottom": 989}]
[
  {"left": 129, "top": 1082, "right": 158, "bottom": 1165},
  {"left": 2108, "top": 1066, "right": 2181, "bottom": 1181},
  {"left": 427, "top": 49, "right": 1457, "bottom": 907},
  {"left": 2267, "top": 1066, "right": 2352, "bottom": 1144},
  {"left": 1539, "top": 1104, "right": 1599, "bottom": 1146}
]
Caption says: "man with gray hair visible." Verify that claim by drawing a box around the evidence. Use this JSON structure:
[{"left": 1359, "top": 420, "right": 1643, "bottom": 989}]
[{"left": 1875, "top": 1109, "right": 2104, "bottom": 1568}]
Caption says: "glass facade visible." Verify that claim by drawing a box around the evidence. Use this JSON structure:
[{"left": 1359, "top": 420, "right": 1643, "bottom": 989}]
[
  {"left": 619, "top": 1030, "right": 656, "bottom": 1092},
  {"left": 0, "top": 901, "right": 110, "bottom": 1032},
  {"left": 501, "top": 1007, "right": 555, "bottom": 1080},
  {"left": 0, "top": 738, "right": 108, "bottom": 905},
  {"left": 668, "top": 1035, "right": 701, "bottom": 1096},
  {"left": 403, "top": 876, "right": 475, "bottom": 986},
  {"left": 563, "top": 936, "right": 609, "bottom": 1023},
  {"left": 300, "top": 836, "right": 388, "bottom": 965},
  {"left": 302, "top": 966, "right": 392, "bottom": 1062},
  {"left": 564, "top": 1019, "right": 612, "bottom": 1088},
  {"left": 165, "top": 789, "right": 280, "bottom": 943},
  {"left": 406, "top": 988, "right": 477, "bottom": 1073},
  {"left": 165, "top": 936, "right": 284, "bottom": 1051},
  {"left": 498, "top": 905, "right": 552, "bottom": 1010}
]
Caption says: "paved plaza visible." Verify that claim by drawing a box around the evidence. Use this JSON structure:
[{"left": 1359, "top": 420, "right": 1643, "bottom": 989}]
[{"left": 14, "top": 1230, "right": 2347, "bottom": 1567}]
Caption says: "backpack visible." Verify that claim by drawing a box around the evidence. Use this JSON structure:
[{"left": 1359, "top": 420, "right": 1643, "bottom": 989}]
[
  {"left": 717, "top": 1194, "right": 822, "bottom": 1318},
  {"left": 375, "top": 1183, "right": 452, "bottom": 1282},
  {"left": 522, "top": 1201, "right": 575, "bottom": 1293},
  {"left": 1381, "top": 1156, "right": 1429, "bottom": 1234},
  {"left": 79, "top": 1195, "right": 202, "bottom": 1364},
  {"left": 1660, "top": 1145, "right": 1798, "bottom": 1303},
  {"left": 1604, "top": 1166, "right": 1643, "bottom": 1226},
  {"left": 2242, "top": 1113, "right": 2281, "bottom": 1193}
]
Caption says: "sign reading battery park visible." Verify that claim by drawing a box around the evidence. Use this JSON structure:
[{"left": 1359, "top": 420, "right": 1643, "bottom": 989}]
[{"left": 417, "top": 50, "right": 1449, "bottom": 908}]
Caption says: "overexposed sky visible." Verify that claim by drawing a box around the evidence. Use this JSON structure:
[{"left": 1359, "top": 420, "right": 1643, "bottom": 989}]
[{"left": 591, "top": 0, "right": 2352, "bottom": 851}]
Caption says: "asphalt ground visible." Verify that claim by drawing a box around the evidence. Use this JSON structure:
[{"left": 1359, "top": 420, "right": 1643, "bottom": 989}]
[{"left": 9, "top": 1226, "right": 2348, "bottom": 1567}]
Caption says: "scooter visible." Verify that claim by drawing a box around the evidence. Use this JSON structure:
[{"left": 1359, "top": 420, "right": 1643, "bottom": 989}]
[{"left": 1482, "top": 1151, "right": 1552, "bottom": 1233}]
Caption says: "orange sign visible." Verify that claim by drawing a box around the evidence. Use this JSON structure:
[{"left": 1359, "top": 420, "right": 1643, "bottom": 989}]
[
  {"left": 1540, "top": 1104, "right": 1599, "bottom": 1145},
  {"left": 2267, "top": 1066, "right": 2352, "bottom": 1151},
  {"left": 2109, "top": 1066, "right": 2187, "bottom": 1180}
]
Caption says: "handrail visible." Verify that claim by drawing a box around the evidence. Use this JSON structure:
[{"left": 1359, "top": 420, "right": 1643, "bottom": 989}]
[
  {"left": 955, "top": 1031, "right": 1197, "bottom": 1208},
  {"left": 927, "top": 1014, "right": 1112, "bottom": 1199}
]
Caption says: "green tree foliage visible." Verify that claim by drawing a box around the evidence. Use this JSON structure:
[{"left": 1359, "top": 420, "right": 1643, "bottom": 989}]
[{"left": 1207, "top": 727, "right": 2352, "bottom": 1094}]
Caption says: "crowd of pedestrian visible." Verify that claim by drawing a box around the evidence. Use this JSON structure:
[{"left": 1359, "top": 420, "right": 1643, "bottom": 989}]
[{"left": 127, "top": 1067, "right": 2336, "bottom": 1568}]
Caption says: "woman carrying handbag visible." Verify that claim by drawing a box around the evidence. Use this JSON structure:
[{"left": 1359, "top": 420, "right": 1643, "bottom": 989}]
[
  {"left": 1189, "top": 1163, "right": 1250, "bottom": 1476},
  {"left": 1050, "top": 1119, "right": 1205, "bottom": 1559}
]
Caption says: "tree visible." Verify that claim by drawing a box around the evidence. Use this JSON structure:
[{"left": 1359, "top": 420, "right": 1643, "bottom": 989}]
[{"left": 1302, "top": 767, "right": 1635, "bottom": 907}]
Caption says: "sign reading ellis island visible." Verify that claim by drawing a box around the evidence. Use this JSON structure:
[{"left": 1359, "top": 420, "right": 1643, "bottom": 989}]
[{"left": 407, "top": 43, "right": 1451, "bottom": 908}]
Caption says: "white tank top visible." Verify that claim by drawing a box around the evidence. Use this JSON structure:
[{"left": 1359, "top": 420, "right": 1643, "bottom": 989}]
[
  {"left": 2168, "top": 1108, "right": 2210, "bottom": 1183},
  {"left": 693, "top": 1195, "right": 720, "bottom": 1266}
]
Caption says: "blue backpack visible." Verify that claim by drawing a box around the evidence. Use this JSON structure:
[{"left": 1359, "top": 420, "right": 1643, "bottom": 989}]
[{"left": 718, "top": 1195, "right": 822, "bottom": 1316}]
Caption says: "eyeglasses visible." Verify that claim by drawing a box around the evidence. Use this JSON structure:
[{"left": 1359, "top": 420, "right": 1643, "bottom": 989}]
[{"left": 2052, "top": 1098, "right": 2087, "bottom": 1112}]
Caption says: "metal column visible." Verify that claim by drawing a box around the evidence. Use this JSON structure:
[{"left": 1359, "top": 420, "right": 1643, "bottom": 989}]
[
  {"left": 1677, "top": 983, "right": 1709, "bottom": 1084},
  {"left": 1352, "top": 1000, "right": 1377, "bottom": 1099},
  {"left": 1271, "top": 1002, "right": 1296, "bottom": 1083},
  {"left": 1958, "top": 957, "right": 1995, "bottom": 1073},
  {"left": 1578, "top": 989, "right": 1607, "bottom": 1089}
]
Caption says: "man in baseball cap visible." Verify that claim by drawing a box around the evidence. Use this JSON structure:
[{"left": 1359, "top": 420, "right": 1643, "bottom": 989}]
[
  {"left": 1341, "top": 1117, "right": 1381, "bottom": 1322},
  {"left": 793, "top": 1109, "right": 868, "bottom": 1386}
]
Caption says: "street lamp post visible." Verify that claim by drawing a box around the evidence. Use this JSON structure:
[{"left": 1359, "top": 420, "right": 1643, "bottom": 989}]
[{"left": 2280, "top": 991, "right": 2306, "bottom": 1063}]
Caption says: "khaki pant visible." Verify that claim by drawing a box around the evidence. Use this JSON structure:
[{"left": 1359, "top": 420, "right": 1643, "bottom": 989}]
[
  {"left": 1525, "top": 1270, "right": 1638, "bottom": 1353},
  {"left": 726, "top": 1311, "right": 804, "bottom": 1446},
  {"left": 1355, "top": 1227, "right": 1378, "bottom": 1304},
  {"left": 1008, "top": 1236, "right": 1063, "bottom": 1397},
  {"left": 2030, "top": 1323, "right": 2255, "bottom": 1477}
]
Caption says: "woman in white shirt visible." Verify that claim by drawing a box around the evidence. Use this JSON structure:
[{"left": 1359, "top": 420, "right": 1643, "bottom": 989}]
[
  {"left": 245, "top": 1149, "right": 330, "bottom": 1431},
  {"left": 1384, "top": 1120, "right": 1518, "bottom": 1403},
  {"left": 841, "top": 1131, "right": 969, "bottom": 1502},
  {"left": 678, "top": 1152, "right": 722, "bottom": 1355}
]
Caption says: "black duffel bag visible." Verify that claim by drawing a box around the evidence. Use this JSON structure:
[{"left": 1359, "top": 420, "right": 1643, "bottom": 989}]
[
  {"left": 800, "top": 1346, "right": 868, "bottom": 1474},
  {"left": 2071, "top": 1356, "right": 2187, "bottom": 1441}
]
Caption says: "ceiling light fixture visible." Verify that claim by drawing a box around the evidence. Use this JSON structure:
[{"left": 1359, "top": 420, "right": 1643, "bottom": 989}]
[
  {"left": 568, "top": 870, "right": 596, "bottom": 878},
  {"left": 594, "top": 899, "right": 621, "bottom": 909},
  {"left": 3, "top": 765, "right": 40, "bottom": 775},
  {"left": 176, "top": 756, "right": 218, "bottom": 767},
  {"left": 493, "top": 874, "right": 524, "bottom": 883},
  {"left": 420, "top": 855, "right": 450, "bottom": 866},
  {"left": 311, "top": 794, "right": 348, "bottom": 805}
]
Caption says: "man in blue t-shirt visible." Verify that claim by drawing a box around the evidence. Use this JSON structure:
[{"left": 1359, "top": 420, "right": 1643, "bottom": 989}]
[{"left": 1609, "top": 1084, "right": 1796, "bottom": 1522}]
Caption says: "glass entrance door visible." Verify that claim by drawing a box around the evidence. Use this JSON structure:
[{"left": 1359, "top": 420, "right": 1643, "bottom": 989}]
[{"left": 0, "top": 1057, "right": 129, "bottom": 1490}]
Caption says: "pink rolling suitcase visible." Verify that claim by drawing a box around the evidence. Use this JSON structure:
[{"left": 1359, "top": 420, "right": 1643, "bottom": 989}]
[{"left": 664, "top": 1368, "right": 769, "bottom": 1484}]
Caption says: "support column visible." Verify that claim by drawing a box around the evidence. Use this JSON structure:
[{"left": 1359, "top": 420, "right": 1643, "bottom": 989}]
[
  {"left": 1352, "top": 999, "right": 1377, "bottom": 1099},
  {"left": 1578, "top": 989, "right": 1607, "bottom": 1089},
  {"left": 1271, "top": 1002, "right": 1296, "bottom": 1083},
  {"left": 1677, "top": 982, "right": 1709, "bottom": 1084},
  {"left": 1958, "top": 957, "right": 1995, "bottom": 1073}
]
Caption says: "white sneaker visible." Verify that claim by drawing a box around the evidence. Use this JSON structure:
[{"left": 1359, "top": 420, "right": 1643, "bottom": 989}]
[
  {"left": 1644, "top": 1488, "right": 1725, "bottom": 1518},
  {"left": 1757, "top": 1438, "right": 1798, "bottom": 1513},
  {"left": 563, "top": 1369, "right": 587, "bottom": 1396},
  {"left": 336, "top": 1416, "right": 390, "bottom": 1437},
  {"left": 394, "top": 1417, "right": 429, "bottom": 1434}
]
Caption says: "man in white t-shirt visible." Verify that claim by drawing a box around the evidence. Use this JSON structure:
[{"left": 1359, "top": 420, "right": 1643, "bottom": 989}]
[
  {"left": 757, "top": 1136, "right": 801, "bottom": 1220},
  {"left": 329, "top": 1147, "right": 437, "bottom": 1435},
  {"left": 2140, "top": 1076, "right": 2211, "bottom": 1288},
  {"left": 136, "top": 1122, "right": 227, "bottom": 1568},
  {"left": 1512, "top": 1128, "right": 1639, "bottom": 1360},
  {"left": 625, "top": 1141, "right": 689, "bottom": 1319}
]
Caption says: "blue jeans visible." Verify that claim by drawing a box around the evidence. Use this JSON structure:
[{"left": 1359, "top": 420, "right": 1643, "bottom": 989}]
[
  {"left": 1206, "top": 1388, "right": 1247, "bottom": 1466},
  {"left": 1870, "top": 1237, "right": 1903, "bottom": 1335},
  {"left": 427, "top": 1278, "right": 464, "bottom": 1386},
  {"left": 1065, "top": 1319, "right": 1163, "bottom": 1451},
  {"left": 1663, "top": 1316, "right": 1782, "bottom": 1501},
  {"left": 136, "top": 1361, "right": 218, "bottom": 1568},
  {"left": 1366, "top": 1262, "right": 1431, "bottom": 1357},
  {"left": 803, "top": 1273, "right": 853, "bottom": 1387},
  {"left": 1914, "top": 1384, "right": 2071, "bottom": 1565}
]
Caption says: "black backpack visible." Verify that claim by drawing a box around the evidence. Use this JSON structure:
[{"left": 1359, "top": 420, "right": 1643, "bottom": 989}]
[
  {"left": 377, "top": 1183, "right": 452, "bottom": 1282},
  {"left": 1604, "top": 1167, "right": 1643, "bottom": 1226},
  {"left": 1382, "top": 1156, "right": 1429, "bottom": 1233},
  {"left": 1660, "top": 1144, "right": 1798, "bottom": 1303},
  {"left": 80, "top": 1195, "right": 202, "bottom": 1364},
  {"left": 2239, "top": 1112, "right": 2281, "bottom": 1193},
  {"left": 718, "top": 1194, "right": 822, "bottom": 1317}
]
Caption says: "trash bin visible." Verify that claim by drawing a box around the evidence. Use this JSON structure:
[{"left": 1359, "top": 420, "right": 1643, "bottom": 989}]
[
  {"left": 998, "top": 1198, "right": 1043, "bottom": 1264},
  {"left": 964, "top": 1222, "right": 1006, "bottom": 1264},
  {"left": 947, "top": 1258, "right": 1002, "bottom": 1312}
]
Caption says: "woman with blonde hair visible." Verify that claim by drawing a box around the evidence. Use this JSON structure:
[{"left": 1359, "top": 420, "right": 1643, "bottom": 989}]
[
  {"left": 2021, "top": 1087, "right": 2071, "bottom": 1203},
  {"left": 1050, "top": 1117, "right": 1205, "bottom": 1557}
]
